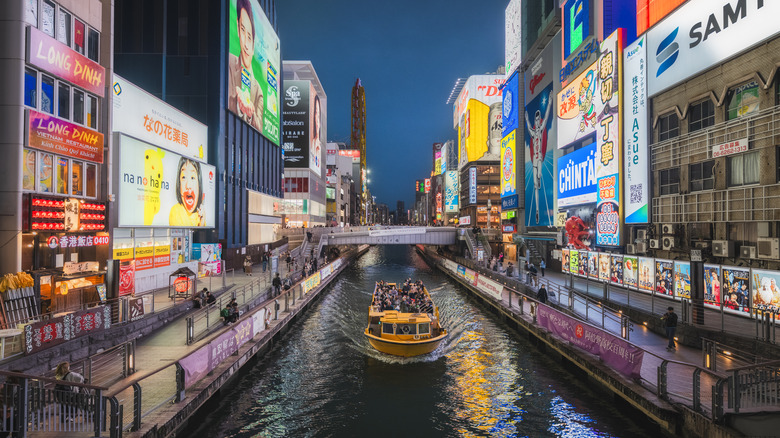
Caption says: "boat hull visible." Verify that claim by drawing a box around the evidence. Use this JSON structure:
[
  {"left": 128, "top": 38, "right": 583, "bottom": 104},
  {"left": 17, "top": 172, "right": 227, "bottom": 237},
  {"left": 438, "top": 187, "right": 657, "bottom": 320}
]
[{"left": 364, "top": 331, "right": 446, "bottom": 357}]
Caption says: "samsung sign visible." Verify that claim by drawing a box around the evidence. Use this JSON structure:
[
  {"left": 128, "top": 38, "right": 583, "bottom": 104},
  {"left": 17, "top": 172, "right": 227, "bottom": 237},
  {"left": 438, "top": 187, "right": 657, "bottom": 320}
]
[
  {"left": 648, "top": 0, "right": 779, "bottom": 96},
  {"left": 557, "top": 142, "right": 597, "bottom": 207}
]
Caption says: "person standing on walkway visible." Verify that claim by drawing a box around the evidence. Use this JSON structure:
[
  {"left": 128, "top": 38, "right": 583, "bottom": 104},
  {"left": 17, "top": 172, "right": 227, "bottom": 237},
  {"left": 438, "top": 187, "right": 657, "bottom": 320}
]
[
  {"left": 272, "top": 272, "right": 282, "bottom": 297},
  {"left": 262, "top": 251, "right": 269, "bottom": 272},
  {"left": 529, "top": 263, "right": 538, "bottom": 287},
  {"left": 306, "top": 230, "right": 312, "bottom": 242},
  {"left": 54, "top": 361, "right": 85, "bottom": 423},
  {"left": 662, "top": 306, "right": 678, "bottom": 351},
  {"left": 243, "top": 255, "right": 253, "bottom": 276},
  {"left": 540, "top": 259, "right": 546, "bottom": 277},
  {"left": 536, "top": 284, "right": 548, "bottom": 304}
]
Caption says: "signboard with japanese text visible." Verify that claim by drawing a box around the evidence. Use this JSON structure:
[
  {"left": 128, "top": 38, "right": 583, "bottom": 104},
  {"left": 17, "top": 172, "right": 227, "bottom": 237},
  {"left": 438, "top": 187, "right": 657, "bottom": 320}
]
[
  {"left": 712, "top": 138, "right": 749, "bottom": 158},
  {"left": 623, "top": 35, "right": 649, "bottom": 224},
  {"left": 24, "top": 305, "right": 110, "bottom": 355},
  {"left": 638, "top": 256, "right": 654, "bottom": 292},
  {"left": 501, "top": 130, "right": 517, "bottom": 199},
  {"left": 444, "top": 170, "right": 459, "bottom": 213},
  {"left": 469, "top": 167, "right": 477, "bottom": 204}
]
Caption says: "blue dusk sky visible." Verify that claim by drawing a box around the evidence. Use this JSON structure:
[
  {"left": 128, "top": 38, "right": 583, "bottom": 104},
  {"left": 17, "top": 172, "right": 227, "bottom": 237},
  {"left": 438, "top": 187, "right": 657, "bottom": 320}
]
[{"left": 277, "top": 0, "right": 509, "bottom": 210}]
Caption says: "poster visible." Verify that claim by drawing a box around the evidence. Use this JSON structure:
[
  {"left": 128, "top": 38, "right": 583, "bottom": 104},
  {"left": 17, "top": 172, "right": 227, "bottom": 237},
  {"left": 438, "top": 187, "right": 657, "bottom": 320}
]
[
  {"left": 638, "top": 257, "right": 654, "bottom": 292},
  {"left": 623, "top": 256, "right": 638, "bottom": 289},
  {"left": 598, "top": 253, "right": 610, "bottom": 282},
  {"left": 118, "top": 260, "right": 135, "bottom": 296},
  {"left": 562, "top": 249, "right": 570, "bottom": 273},
  {"left": 752, "top": 269, "right": 780, "bottom": 317},
  {"left": 587, "top": 252, "right": 598, "bottom": 279},
  {"left": 655, "top": 260, "right": 673, "bottom": 297},
  {"left": 524, "top": 82, "right": 555, "bottom": 227},
  {"left": 722, "top": 267, "right": 750, "bottom": 314},
  {"left": 578, "top": 251, "right": 588, "bottom": 276},
  {"left": 674, "top": 261, "right": 691, "bottom": 300},
  {"left": 610, "top": 254, "right": 623, "bottom": 285},
  {"left": 569, "top": 250, "right": 579, "bottom": 274},
  {"left": 703, "top": 264, "right": 721, "bottom": 308}
]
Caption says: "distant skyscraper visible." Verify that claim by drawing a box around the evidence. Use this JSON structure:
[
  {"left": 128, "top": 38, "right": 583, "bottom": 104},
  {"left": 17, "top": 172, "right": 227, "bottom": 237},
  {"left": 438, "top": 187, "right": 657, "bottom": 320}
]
[
  {"left": 396, "top": 201, "right": 405, "bottom": 224},
  {"left": 351, "top": 79, "right": 367, "bottom": 223}
]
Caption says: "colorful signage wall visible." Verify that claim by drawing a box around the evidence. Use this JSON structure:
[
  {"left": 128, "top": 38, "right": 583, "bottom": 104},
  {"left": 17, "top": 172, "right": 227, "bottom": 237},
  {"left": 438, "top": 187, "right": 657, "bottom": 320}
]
[
  {"left": 27, "top": 27, "right": 105, "bottom": 97},
  {"left": 501, "top": 130, "right": 517, "bottom": 199},
  {"left": 227, "top": 0, "right": 281, "bottom": 144},
  {"left": 454, "top": 75, "right": 505, "bottom": 167},
  {"left": 523, "top": 83, "right": 555, "bottom": 227},
  {"left": 623, "top": 35, "right": 649, "bottom": 224},
  {"left": 444, "top": 170, "right": 459, "bottom": 213},
  {"left": 647, "top": 0, "right": 780, "bottom": 96},
  {"left": 557, "top": 141, "right": 596, "bottom": 207},
  {"left": 117, "top": 135, "right": 216, "bottom": 227},
  {"left": 505, "top": 0, "right": 522, "bottom": 77},
  {"left": 27, "top": 110, "right": 104, "bottom": 163},
  {"left": 282, "top": 80, "right": 321, "bottom": 176},
  {"left": 112, "top": 74, "right": 208, "bottom": 163}
]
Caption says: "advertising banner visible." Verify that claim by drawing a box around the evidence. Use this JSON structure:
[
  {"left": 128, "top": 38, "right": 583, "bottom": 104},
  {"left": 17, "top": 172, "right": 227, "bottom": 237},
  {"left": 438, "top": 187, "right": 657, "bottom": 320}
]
[
  {"left": 180, "top": 347, "right": 211, "bottom": 389},
  {"left": 118, "top": 135, "right": 216, "bottom": 227},
  {"left": 704, "top": 264, "right": 721, "bottom": 308},
  {"left": 610, "top": 254, "right": 623, "bottom": 285},
  {"left": 112, "top": 74, "right": 208, "bottom": 162},
  {"left": 562, "top": 249, "right": 570, "bottom": 273},
  {"left": 505, "top": 0, "right": 522, "bottom": 77},
  {"left": 623, "top": 256, "right": 638, "bottom": 289},
  {"left": 24, "top": 306, "right": 110, "bottom": 355},
  {"left": 655, "top": 259, "right": 673, "bottom": 297},
  {"left": 134, "top": 246, "right": 154, "bottom": 271},
  {"left": 27, "top": 27, "right": 105, "bottom": 97},
  {"left": 623, "top": 35, "right": 649, "bottom": 224},
  {"left": 647, "top": 0, "right": 780, "bottom": 96},
  {"left": 502, "top": 72, "right": 520, "bottom": 136},
  {"left": 119, "top": 260, "right": 135, "bottom": 296},
  {"left": 454, "top": 75, "right": 505, "bottom": 166},
  {"left": 524, "top": 82, "right": 555, "bottom": 227},
  {"left": 27, "top": 110, "right": 104, "bottom": 163},
  {"left": 210, "top": 328, "right": 238, "bottom": 370},
  {"left": 424, "top": 178, "right": 431, "bottom": 194},
  {"left": 674, "top": 261, "right": 691, "bottom": 299},
  {"left": 501, "top": 130, "right": 517, "bottom": 199},
  {"left": 469, "top": 167, "right": 477, "bottom": 204},
  {"left": 578, "top": 251, "right": 588, "bottom": 276},
  {"left": 475, "top": 274, "right": 503, "bottom": 301},
  {"left": 712, "top": 138, "right": 749, "bottom": 159},
  {"left": 638, "top": 257, "right": 654, "bottom": 292},
  {"left": 598, "top": 253, "right": 610, "bottom": 282},
  {"left": 557, "top": 60, "right": 598, "bottom": 149},
  {"left": 444, "top": 170, "right": 459, "bottom": 213},
  {"left": 594, "top": 31, "right": 622, "bottom": 247},
  {"left": 569, "top": 250, "right": 579, "bottom": 274},
  {"left": 557, "top": 141, "right": 597, "bottom": 207},
  {"left": 228, "top": 0, "right": 281, "bottom": 144},
  {"left": 282, "top": 80, "right": 310, "bottom": 170},
  {"left": 252, "top": 307, "right": 268, "bottom": 336},
  {"left": 587, "top": 251, "right": 598, "bottom": 279},
  {"left": 537, "top": 305, "right": 644, "bottom": 379},
  {"left": 751, "top": 269, "right": 780, "bottom": 318},
  {"left": 303, "top": 271, "right": 321, "bottom": 294},
  {"left": 722, "top": 267, "right": 750, "bottom": 314}
]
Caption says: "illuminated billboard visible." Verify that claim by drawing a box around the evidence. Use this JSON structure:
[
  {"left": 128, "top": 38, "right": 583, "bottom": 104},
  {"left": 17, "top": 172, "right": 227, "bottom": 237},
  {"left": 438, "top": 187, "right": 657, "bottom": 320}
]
[
  {"left": 424, "top": 178, "right": 431, "bottom": 194},
  {"left": 563, "top": 0, "right": 591, "bottom": 59},
  {"left": 228, "top": 0, "right": 281, "bottom": 144},
  {"left": 623, "top": 36, "right": 649, "bottom": 224},
  {"left": 505, "top": 0, "right": 522, "bottom": 76},
  {"left": 282, "top": 80, "right": 322, "bottom": 176},
  {"left": 118, "top": 135, "right": 216, "bottom": 228},
  {"left": 556, "top": 61, "right": 599, "bottom": 149},
  {"left": 502, "top": 72, "right": 520, "bottom": 137},
  {"left": 524, "top": 82, "right": 555, "bottom": 227},
  {"left": 454, "top": 75, "right": 505, "bottom": 168},
  {"left": 557, "top": 141, "right": 596, "bottom": 207},
  {"left": 112, "top": 74, "right": 208, "bottom": 163},
  {"left": 501, "top": 130, "right": 517, "bottom": 199},
  {"left": 444, "top": 170, "right": 459, "bottom": 213}
]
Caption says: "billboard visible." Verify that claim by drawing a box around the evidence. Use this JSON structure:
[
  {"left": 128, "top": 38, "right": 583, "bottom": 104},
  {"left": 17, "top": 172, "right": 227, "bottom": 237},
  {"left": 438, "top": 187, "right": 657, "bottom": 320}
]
[
  {"left": 722, "top": 267, "right": 750, "bottom": 314},
  {"left": 704, "top": 264, "right": 722, "bottom": 308},
  {"left": 28, "top": 27, "right": 105, "bottom": 97},
  {"left": 623, "top": 256, "right": 638, "bottom": 288},
  {"left": 424, "top": 178, "right": 431, "bottom": 194},
  {"left": 444, "top": 170, "right": 459, "bottom": 213},
  {"left": 623, "top": 36, "right": 649, "bottom": 224},
  {"left": 655, "top": 259, "right": 673, "bottom": 297},
  {"left": 117, "top": 135, "right": 216, "bottom": 228},
  {"left": 112, "top": 74, "right": 208, "bottom": 163},
  {"left": 674, "top": 261, "right": 691, "bottom": 299},
  {"left": 647, "top": 0, "right": 780, "bottom": 96},
  {"left": 501, "top": 130, "right": 517, "bottom": 199},
  {"left": 610, "top": 254, "right": 623, "bottom": 285},
  {"left": 557, "top": 141, "right": 597, "bottom": 207},
  {"left": 502, "top": 72, "right": 520, "bottom": 137},
  {"left": 469, "top": 167, "right": 477, "bottom": 204},
  {"left": 505, "top": 0, "right": 522, "bottom": 76},
  {"left": 524, "top": 82, "right": 555, "bottom": 227},
  {"left": 227, "top": 0, "right": 281, "bottom": 144},
  {"left": 638, "top": 256, "right": 654, "bottom": 292},
  {"left": 282, "top": 80, "right": 322, "bottom": 176},
  {"left": 751, "top": 269, "right": 779, "bottom": 317},
  {"left": 27, "top": 110, "right": 104, "bottom": 163},
  {"left": 563, "top": 0, "right": 591, "bottom": 59},
  {"left": 454, "top": 75, "right": 505, "bottom": 167}
]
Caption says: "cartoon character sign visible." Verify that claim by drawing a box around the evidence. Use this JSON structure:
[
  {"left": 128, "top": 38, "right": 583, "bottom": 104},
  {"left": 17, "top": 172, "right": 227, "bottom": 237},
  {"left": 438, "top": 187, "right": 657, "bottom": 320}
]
[
  {"left": 578, "top": 70, "right": 597, "bottom": 133},
  {"left": 524, "top": 83, "right": 555, "bottom": 227},
  {"left": 565, "top": 215, "right": 591, "bottom": 250}
]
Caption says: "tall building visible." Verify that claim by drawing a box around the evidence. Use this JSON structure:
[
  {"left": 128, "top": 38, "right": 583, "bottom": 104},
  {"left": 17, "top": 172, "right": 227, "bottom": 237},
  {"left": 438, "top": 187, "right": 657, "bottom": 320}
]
[
  {"left": 350, "top": 78, "right": 367, "bottom": 224},
  {"left": 396, "top": 201, "right": 405, "bottom": 225},
  {"left": 114, "top": 0, "right": 284, "bottom": 252}
]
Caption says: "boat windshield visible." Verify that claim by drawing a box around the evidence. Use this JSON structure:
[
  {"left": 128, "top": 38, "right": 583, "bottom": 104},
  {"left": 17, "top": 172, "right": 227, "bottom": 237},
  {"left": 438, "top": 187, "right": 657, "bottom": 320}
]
[
  {"left": 395, "top": 323, "right": 417, "bottom": 335},
  {"left": 418, "top": 323, "right": 430, "bottom": 335}
]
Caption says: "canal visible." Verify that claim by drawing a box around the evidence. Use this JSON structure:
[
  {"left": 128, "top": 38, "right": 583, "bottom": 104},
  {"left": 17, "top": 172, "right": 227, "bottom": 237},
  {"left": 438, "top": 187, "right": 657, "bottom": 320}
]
[{"left": 186, "top": 246, "right": 658, "bottom": 437}]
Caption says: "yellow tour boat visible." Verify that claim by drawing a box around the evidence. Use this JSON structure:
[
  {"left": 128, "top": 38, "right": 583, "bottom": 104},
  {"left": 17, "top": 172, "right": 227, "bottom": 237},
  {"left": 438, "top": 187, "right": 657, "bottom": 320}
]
[{"left": 364, "top": 281, "right": 447, "bottom": 357}]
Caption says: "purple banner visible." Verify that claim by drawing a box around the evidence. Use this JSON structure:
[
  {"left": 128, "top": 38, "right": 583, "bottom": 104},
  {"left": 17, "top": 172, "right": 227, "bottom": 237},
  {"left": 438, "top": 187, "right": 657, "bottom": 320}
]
[
  {"left": 179, "top": 347, "right": 211, "bottom": 389},
  {"left": 209, "top": 329, "right": 238, "bottom": 370},
  {"left": 232, "top": 318, "right": 254, "bottom": 350},
  {"left": 537, "top": 305, "right": 644, "bottom": 379}
]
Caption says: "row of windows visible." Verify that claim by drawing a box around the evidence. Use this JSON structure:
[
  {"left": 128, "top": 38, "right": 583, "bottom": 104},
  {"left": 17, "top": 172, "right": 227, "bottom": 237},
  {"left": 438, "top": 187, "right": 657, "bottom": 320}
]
[
  {"left": 283, "top": 177, "right": 309, "bottom": 193},
  {"left": 658, "top": 149, "right": 770, "bottom": 196},
  {"left": 25, "top": 0, "right": 100, "bottom": 62},
  {"left": 25, "top": 68, "right": 99, "bottom": 130},
  {"left": 22, "top": 148, "right": 98, "bottom": 198}
]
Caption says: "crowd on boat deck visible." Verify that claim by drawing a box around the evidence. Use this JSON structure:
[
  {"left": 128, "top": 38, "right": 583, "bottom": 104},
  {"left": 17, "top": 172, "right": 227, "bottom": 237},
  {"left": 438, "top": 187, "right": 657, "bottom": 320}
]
[{"left": 374, "top": 279, "right": 434, "bottom": 314}]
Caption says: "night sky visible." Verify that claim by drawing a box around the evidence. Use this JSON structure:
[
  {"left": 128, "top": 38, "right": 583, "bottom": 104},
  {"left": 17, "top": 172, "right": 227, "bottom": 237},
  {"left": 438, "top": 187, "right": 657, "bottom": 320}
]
[{"left": 277, "top": 0, "right": 508, "bottom": 210}]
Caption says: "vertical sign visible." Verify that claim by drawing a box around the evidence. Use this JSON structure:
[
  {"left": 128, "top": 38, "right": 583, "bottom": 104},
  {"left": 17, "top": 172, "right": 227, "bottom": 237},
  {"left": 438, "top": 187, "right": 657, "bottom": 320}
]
[
  {"left": 444, "top": 170, "right": 459, "bottom": 213},
  {"left": 623, "top": 35, "right": 648, "bottom": 223},
  {"left": 505, "top": 0, "right": 522, "bottom": 77},
  {"left": 469, "top": 167, "right": 477, "bottom": 204},
  {"left": 501, "top": 130, "right": 517, "bottom": 199},
  {"left": 424, "top": 178, "right": 431, "bottom": 193}
]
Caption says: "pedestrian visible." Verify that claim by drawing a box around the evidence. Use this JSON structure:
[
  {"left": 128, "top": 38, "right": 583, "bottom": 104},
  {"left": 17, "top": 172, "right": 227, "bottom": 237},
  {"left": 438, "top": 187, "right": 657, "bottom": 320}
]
[
  {"left": 506, "top": 263, "right": 513, "bottom": 278},
  {"left": 192, "top": 290, "right": 203, "bottom": 309},
  {"left": 536, "top": 284, "right": 548, "bottom": 304},
  {"left": 661, "top": 306, "right": 678, "bottom": 351},
  {"left": 286, "top": 252, "right": 292, "bottom": 270},
  {"left": 306, "top": 230, "right": 312, "bottom": 242},
  {"left": 529, "top": 263, "right": 538, "bottom": 287},
  {"left": 205, "top": 289, "right": 215, "bottom": 306},
  {"left": 262, "top": 251, "right": 269, "bottom": 272},
  {"left": 498, "top": 252, "right": 504, "bottom": 264},
  {"left": 54, "top": 361, "right": 85, "bottom": 423},
  {"left": 272, "top": 272, "right": 282, "bottom": 296},
  {"left": 540, "top": 259, "right": 546, "bottom": 277},
  {"left": 243, "top": 255, "right": 253, "bottom": 276}
]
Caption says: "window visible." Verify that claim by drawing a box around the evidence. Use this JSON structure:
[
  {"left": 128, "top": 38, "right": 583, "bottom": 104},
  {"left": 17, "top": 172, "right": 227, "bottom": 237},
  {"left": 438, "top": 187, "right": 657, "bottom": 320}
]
[
  {"left": 41, "top": 0, "right": 55, "bottom": 37},
  {"left": 690, "top": 160, "right": 714, "bottom": 192},
  {"left": 40, "top": 75, "right": 54, "bottom": 114},
  {"left": 658, "top": 112, "right": 679, "bottom": 141},
  {"left": 729, "top": 151, "right": 760, "bottom": 187},
  {"left": 71, "top": 161, "right": 83, "bottom": 196},
  {"left": 74, "top": 19, "right": 85, "bottom": 55},
  {"left": 57, "top": 83, "right": 70, "bottom": 119},
  {"left": 727, "top": 81, "right": 759, "bottom": 120},
  {"left": 22, "top": 149, "right": 36, "bottom": 191},
  {"left": 24, "top": 68, "right": 37, "bottom": 108},
  {"left": 39, "top": 153, "right": 53, "bottom": 193},
  {"left": 382, "top": 323, "right": 393, "bottom": 335},
  {"left": 87, "top": 28, "right": 99, "bottom": 62},
  {"left": 688, "top": 99, "right": 715, "bottom": 133},
  {"left": 72, "top": 89, "right": 84, "bottom": 125},
  {"left": 87, "top": 94, "right": 98, "bottom": 129},
  {"left": 56, "top": 8, "right": 71, "bottom": 46},
  {"left": 56, "top": 157, "right": 68, "bottom": 195},
  {"left": 86, "top": 163, "right": 97, "bottom": 197},
  {"left": 659, "top": 168, "right": 679, "bottom": 196},
  {"left": 25, "top": 0, "right": 38, "bottom": 27}
]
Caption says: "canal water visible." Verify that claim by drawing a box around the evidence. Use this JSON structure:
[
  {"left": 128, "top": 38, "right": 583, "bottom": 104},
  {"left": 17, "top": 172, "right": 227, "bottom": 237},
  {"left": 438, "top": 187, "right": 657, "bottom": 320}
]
[{"left": 186, "top": 246, "right": 658, "bottom": 437}]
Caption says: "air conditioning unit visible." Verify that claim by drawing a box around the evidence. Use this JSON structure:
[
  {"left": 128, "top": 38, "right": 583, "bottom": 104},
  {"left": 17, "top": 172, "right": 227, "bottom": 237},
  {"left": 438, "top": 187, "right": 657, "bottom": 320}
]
[
  {"left": 649, "top": 239, "right": 660, "bottom": 249},
  {"left": 757, "top": 237, "right": 780, "bottom": 259},
  {"left": 662, "top": 224, "right": 675, "bottom": 235},
  {"left": 637, "top": 229, "right": 647, "bottom": 240},
  {"left": 693, "top": 240, "right": 710, "bottom": 249},
  {"left": 626, "top": 244, "right": 636, "bottom": 254},
  {"left": 636, "top": 242, "right": 648, "bottom": 253},
  {"left": 741, "top": 246, "right": 757, "bottom": 259},
  {"left": 712, "top": 240, "right": 734, "bottom": 258},
  {"left": 662, "top": 236, "right": 677, "bottom": 250}
]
